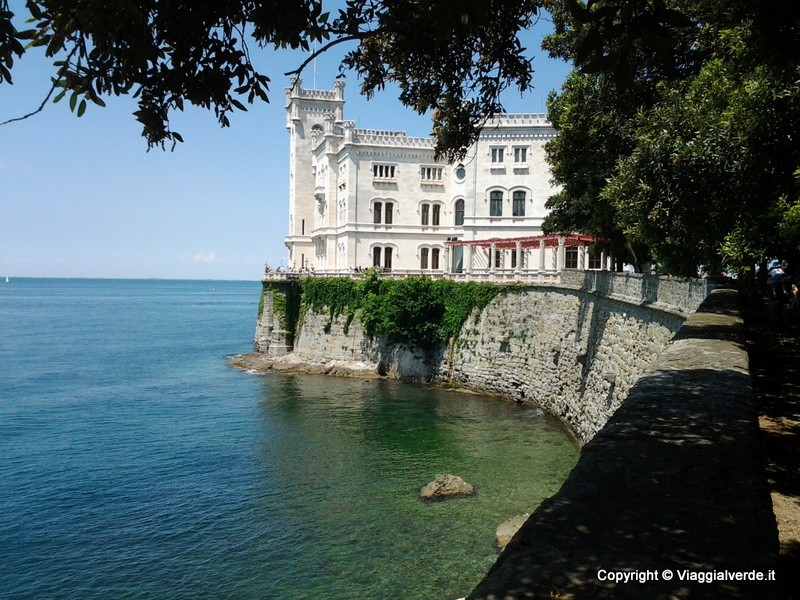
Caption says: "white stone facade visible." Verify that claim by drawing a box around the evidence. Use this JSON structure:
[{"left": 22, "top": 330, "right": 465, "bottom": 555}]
[{"left": 284, "top": 79, "right": 562, "bottom": 273}]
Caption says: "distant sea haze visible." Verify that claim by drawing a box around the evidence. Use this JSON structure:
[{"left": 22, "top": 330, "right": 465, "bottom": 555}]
[{"left": 0, "top": 278, "right": 578, "bottom": 599}]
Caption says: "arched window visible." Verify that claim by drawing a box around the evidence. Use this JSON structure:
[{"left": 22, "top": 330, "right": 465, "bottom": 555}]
[
  {"left": 373, "top": 200, "right": 394, "bottom": 224},
  {"left": 512, "top": 191, "right": 526, "bottom": 217},
  {"left": 421, "top": 203, "right": 430, "bottom": 225},
  {"left": 490, "top": 191, "right": 503, "bottom": 217},
  {"left": 420, "top": 246, "right": 442, "bottom": 270},
  {"left": 454, "top": 199, "right": 465, "bottom": 226},
  {"left": 372, "top": 246, "right": 394, "bottom": 270},
  {"left": 432, "top": 204, "right": 441, "bottom": 226}
]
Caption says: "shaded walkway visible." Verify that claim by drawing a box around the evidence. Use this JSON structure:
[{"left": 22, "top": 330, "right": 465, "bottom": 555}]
[
  {"left": 745, "top": 307, "right": 800, "bottom": 598},
  {"left": 468, "top": 290, "right": 779, "bottom": 599}
]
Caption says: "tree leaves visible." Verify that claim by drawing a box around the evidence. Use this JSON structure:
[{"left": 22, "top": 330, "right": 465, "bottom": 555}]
[
  {"left": 546, "top": 2, "right": 800, "bottom": 274},
  {"left": 2, "top": 0, "right": 544, "bottom": 158}
]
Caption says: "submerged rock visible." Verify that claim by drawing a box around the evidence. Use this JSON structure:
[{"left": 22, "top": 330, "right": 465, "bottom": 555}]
[
  {"left": 495, "top": 514, "right": 529, "bottom": 550},
  {"left": 419, "top": 474, "right": 475, "bottom": 501}
]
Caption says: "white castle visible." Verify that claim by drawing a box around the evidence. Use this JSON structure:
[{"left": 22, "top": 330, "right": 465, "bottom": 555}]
[{"left": 283, "top": 79, "right": 607, "bottom": 276}]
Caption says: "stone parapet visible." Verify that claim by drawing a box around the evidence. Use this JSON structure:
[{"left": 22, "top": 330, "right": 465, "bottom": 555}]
[{"left": 561, "top": 270, "right": 714, "bottom": 316}]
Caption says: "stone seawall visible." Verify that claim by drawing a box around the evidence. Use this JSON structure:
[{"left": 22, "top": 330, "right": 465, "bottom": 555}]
[
  {"left": 448, "top": 288, "right": 683, "bottom": 444},
  {"left": 269, "top": 272, "right": 698, "bottom": 444}
]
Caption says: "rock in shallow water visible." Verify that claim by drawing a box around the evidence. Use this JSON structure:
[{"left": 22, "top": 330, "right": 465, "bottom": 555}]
[
  {"left": 419, "top": 474, "right": 475, "bottom": 501},
  {"left": 495, "top": 514, "right": 529, "bottom": 550}
]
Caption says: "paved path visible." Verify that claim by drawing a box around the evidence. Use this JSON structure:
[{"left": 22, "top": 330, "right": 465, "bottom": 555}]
[{"left": 745, "top": 307, "right": 800, "bottom": 599}]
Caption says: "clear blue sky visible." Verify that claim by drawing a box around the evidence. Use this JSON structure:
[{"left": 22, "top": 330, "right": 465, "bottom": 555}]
[{"left": 1, "top": 4, "right": 572, "bottom": 280}]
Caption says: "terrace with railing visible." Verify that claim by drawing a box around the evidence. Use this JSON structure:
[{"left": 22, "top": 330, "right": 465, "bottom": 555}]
[{"left": 262, "top": 268, "right": 562, "bottom": 285}]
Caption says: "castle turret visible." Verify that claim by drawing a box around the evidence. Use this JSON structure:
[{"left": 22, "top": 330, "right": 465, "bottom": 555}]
[{"left": 284, "top": 79, "right": 345, "bottom": 270}]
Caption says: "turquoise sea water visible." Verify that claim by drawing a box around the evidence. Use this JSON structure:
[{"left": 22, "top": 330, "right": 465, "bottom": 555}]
[{"left": 0, "top": 278, "right": 578, "bottom": 599}]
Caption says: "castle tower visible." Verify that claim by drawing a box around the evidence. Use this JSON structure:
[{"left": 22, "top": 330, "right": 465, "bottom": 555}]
[{"left": 284, "top": 78, "right": 345, "bottom": 270}]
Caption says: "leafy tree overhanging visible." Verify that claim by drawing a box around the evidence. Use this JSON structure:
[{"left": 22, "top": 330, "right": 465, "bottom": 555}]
[
  {"left": 0, "top": 0, "right": 543, "bottom": 161},
  {"left": 542, "top": 0, "right": 800, "bottom": 276}
]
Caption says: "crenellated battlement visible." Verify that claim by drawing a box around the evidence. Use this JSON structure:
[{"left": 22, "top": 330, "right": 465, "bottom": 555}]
[
  {"left": 297, "top": 88, "right": 339, "bottom": 100},
  {"left": 285, "top": 78, "right": 345, "bottom": 103},
  {"left": 484, "top": 112, "right": 551, "bottom": 127},
  {"left": 352, "top": 129, "right": 436, "bottom": 148}
]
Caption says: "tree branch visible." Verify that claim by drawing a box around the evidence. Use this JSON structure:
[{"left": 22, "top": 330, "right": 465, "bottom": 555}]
[
  {"left": 283, "top": 32, "right": 370, "bottom": 80},
  {"left": 0, "top": 44, "right": 79, "bottom": 127}
]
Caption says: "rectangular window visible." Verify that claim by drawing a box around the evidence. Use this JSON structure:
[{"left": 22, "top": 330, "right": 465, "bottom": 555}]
[
  {"left": 490, "top": 191, "right": 503, "bottom": 217},
  {"left": 452, "top": 246, "right": 463, "bottom": 273},
  {"left": 589, "top": 252, "right": 602, "bottom": 270},
  {"left": 511, "top": 251, "right": 517, "bottom": 269},
  {"left": 384, "top": 247, "right": 393, "bottom": 270},
  {"left": 512, "top": 191, "right": 526, "bottom": 217},
  {"left": 491, "top": 147, "right": 504, "bottom": 163},
  {"left": 514, "top": 147, "right": 528, "bottom": 163},
  {"left": 420, "top": 248, "right": 429, "bottom": 270},
  {"left": 432, "top": 248, "right": 440, "bottom": 270},
  {"left": 373, "top": 201, "right": 382, "bottom": 224},
  {"left": 301, "top": 219, "right": 305, "bottom": 235},
  {"left": 420, "top": 166, "right": 443, "bottom": 181},
  {"left": 373, "top": 247, "right": 382, "bottom": 267},
  {"left": 432, "top": 205, "right": 440, "bottom": 226},
  {"left": 565, "top": 248, "right": 579, "bottom": 269},
  {"left": 372, "top": 163, "right": 396, "bottom": 179},
  {"left": 494, "top": 250, "right": 502, "bottom": 268},
  {"left": 421, "top": 203, "right": 430, "bottom": 225},
  {"left": 385, "top": 203, "right": 393, "bottom": 225}
]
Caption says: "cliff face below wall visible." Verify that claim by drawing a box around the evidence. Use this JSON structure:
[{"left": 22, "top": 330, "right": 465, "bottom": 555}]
[
  {"left": 254, "top": 273, "right": 707, "bottom": 445},
  {"left": 447, "top": 288, "right": 684, "bottom": 444}
]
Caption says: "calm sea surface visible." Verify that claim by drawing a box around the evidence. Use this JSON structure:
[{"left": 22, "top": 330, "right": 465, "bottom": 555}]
[{"left": 0, "top": 278, "right": 578, "bottom": 599}]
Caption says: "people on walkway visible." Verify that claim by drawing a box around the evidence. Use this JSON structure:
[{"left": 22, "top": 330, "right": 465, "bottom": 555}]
[{"left": 767, "top": 259, "right": 795, "bottom": 325}]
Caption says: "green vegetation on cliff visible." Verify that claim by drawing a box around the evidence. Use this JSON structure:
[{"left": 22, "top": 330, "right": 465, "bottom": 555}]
[
  {"left": 259, "top": 281, "right": 302, "bottom": 346},
  {"left": 300, "top": 272, "right": 504, "bottom": 350}
]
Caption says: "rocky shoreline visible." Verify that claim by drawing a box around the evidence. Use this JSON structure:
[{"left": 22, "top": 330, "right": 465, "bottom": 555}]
[{"left": 228, "top": 351, "right": 383, "bottom": 378}]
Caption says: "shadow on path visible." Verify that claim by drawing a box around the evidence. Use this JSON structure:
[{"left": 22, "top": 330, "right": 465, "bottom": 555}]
[{"left": 745, "top": 306, "right": 800, "bottom": 599}]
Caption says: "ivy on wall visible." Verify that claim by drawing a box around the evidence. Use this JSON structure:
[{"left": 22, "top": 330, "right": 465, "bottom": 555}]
[
  {"left": 259, "top": 281, "right": 302, "bottom": 347},
  {"left": 300, "top": 271, "right": 506, "bottom": 350}
]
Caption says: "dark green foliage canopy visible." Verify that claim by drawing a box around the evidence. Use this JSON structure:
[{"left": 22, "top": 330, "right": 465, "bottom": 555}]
[
  {"left": 0, "top": 0, "right": 541, "bottom": 160},
  {"left": 543, "top": 0, "right": 800, "bottom": 275}
]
